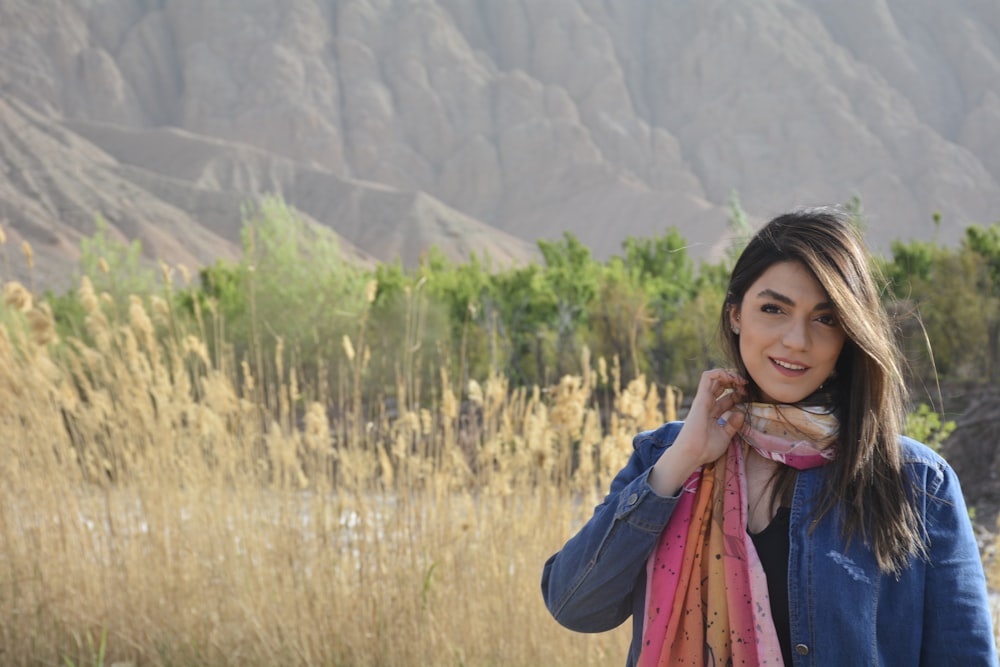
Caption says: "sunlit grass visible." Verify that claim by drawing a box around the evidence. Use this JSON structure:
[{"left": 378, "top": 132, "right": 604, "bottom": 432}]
[
  {"left": 0, "top": 276, "right": 994, "bottom": 666},
  {"left": 0, "top": 280, "right": 679, "bottom": 666}
]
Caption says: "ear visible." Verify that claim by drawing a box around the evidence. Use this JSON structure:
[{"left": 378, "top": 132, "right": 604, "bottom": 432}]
[{"left": 728, "top": 304, "right": 741, "bottom": 335}]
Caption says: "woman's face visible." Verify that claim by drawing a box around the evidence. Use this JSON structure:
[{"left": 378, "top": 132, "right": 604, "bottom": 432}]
[{"left": 729, "top": 260, "right": 846, "bottom": 404}]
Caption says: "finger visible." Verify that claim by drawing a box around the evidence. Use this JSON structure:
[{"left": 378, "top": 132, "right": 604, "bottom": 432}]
[
  {"left": 713, "top": 370, "right": 747, "bottom": 393},
  {"left": 712, "top": 391, "right": 741, "bottom": 416},
  {"left": 694, "top": 372, "right": 747, "bottom": 413},
  {"left": 715, "top": 409, "right": 745, "bottom": 438},
  {"left": 701, "top": 368, "right": 742, "bottom": 388},
  {"left": 715, "top": 383, "right": 747, "bottom": 407},
  {"left": 725, "top": 409, "right": 746, "bottom": 433}
]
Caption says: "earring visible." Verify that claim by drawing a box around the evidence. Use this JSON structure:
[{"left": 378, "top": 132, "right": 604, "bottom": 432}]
[
  {"left": 731, "top": 325, "right": 741, "bottom": 335},
  {"left": 820, "top": 370, "right": 837, "bottom": 391}
]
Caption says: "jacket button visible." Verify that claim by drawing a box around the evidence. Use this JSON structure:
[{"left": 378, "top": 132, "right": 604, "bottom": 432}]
[
  {"left": 626, "top": 493, "right": 638, "bottom": 506},
  {"left": 794, "top": 643, "right": 809, "bottom": 656}
]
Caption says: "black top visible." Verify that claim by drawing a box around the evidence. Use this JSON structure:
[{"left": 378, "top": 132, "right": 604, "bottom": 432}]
[{"left": 749, "top": 506, "right": 792, "bottom": 667}]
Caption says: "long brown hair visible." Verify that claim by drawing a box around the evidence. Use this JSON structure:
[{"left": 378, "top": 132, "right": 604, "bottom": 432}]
[{"left": 720, "top": 207, "right": 924, "bottom": 574}]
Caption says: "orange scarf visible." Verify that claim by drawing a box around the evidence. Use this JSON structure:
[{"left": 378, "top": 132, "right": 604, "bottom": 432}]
[{"left": 639, "top": 404, "right": 838, "bottom": 667}]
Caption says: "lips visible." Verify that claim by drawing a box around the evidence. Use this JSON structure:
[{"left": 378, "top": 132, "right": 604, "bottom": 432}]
[{"left": 771, "top": 357, "right": 808, "bottom": 374}]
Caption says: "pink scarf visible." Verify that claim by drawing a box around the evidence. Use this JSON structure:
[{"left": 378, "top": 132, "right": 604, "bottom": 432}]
[{"left": 639, "top": 403, "right": 839, "bottom": 667}]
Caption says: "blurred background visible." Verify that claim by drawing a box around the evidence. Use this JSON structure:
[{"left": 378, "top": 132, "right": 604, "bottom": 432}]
[
  {"left": 1, "top": 2, "right": 998, "bottom": 665},
  {"left": 1, "top": 0, "right": 998, "bottom": 289}
]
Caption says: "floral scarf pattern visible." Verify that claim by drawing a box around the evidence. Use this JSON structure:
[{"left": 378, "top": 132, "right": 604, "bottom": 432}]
[{"left": 639, "top": 403, "right": 839, "bottom": 667}]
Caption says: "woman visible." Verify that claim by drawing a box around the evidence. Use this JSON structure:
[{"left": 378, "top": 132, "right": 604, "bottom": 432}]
[{"left": 541, "top": 208, "right": 996, "bottom": 666}]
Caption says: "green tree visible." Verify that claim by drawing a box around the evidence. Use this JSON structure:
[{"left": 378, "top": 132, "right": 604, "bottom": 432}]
[
  {"left": 880, "top": 236, "right": 949, "bottom": 381},
  {"left": 182, "top": 196, "right": 369, "bottom": 406},
  {"left": 490, "top": 262, "right": 555, "bottom": 385},
  {"left": 661, "top": 259, "right": 730, "bottom": 386},
  {"left": 883, "top": 232, "right": 995, "bottom": 381},
  {"left": 537, "top": 232, "right": 599, "bottom": 378},
  {"left": 48, "top": 216, "right": 161, "bottom": 340},
  {"left": 883, "top": 238, "right": 940, "bottom": 297},
  {"left": 724, "top": 191, "right": 754, "bottom": 267},
  {"left": 78, "top": 215, "right": 159, "bottom": 303},
  {"left": 620, "top": 227, "right": 697, "bottom": 382},
  {"left": 422, "top": 249, "right": 496, "bottom": 384},
  {"left": 588, "top": 256, "right": 649, "bottom": 380},
  {"left": 961, "top": 223, "right": 1000, "bottom": 381}
]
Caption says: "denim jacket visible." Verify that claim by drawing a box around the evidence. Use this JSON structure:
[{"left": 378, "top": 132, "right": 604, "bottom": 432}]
[{"left": 541, "top": 422, "right": 998, "bottom": 666}]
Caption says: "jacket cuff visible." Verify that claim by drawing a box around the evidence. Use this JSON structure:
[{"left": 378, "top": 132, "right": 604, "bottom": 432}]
[{"left": 613, "top": 467, "right": 683, "bottom": 533}]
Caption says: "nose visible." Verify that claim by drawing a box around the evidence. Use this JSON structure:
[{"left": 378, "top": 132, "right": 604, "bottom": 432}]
[{"left": 783, "top": 317, "right": 810, "bottom": 351}]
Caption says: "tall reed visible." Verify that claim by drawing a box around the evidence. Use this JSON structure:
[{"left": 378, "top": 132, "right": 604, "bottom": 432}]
[
  {"left": 0, "top": 278, "right": 680, "bottom": 666},
  {"left": 3, "top": 274, "right": 994, "bottom": 666}
]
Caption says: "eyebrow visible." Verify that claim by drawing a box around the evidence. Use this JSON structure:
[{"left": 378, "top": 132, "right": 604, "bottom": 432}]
[{"left": 755, "top": 288, "right": 833, "bottom": 311}]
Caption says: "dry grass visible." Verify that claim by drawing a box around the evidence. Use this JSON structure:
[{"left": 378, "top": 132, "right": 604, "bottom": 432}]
[
  {"left": 1, "top": 278, "right": 995, "bottom": 666},
  {"left": 0, "top": 280, "right": 681, "bottom": 666}
]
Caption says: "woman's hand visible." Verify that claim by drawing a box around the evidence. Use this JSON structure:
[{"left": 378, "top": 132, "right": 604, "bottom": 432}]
[
  {"left": 647, "top": 369, "right": 747, "bottom": 496},
  {"left": 674, "top": 369, "right": 748, "bottom": 465}
]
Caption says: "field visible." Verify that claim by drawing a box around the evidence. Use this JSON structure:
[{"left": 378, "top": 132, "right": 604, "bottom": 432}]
[
  {"left": 0, "top": 282, "right": 673, "bottom": 666},
  {"left": 0, "top": 280, "right": 996, "bottom": 666}
]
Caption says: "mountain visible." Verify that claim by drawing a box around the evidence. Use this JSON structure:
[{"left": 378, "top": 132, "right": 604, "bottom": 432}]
[{"left": 0, "top": 0, "right": 998, "bottom": 290}]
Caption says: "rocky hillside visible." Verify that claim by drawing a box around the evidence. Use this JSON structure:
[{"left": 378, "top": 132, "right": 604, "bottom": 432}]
[{"left": 1, "top": 0, "right": 999, "bottom": 290}]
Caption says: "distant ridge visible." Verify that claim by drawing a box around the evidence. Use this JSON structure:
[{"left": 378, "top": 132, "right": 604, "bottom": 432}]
[{"left": 0, "top": 0, "right": 997, "bottom": 289}]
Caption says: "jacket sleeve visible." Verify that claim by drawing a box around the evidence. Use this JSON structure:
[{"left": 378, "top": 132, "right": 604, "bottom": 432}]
[
  {"left": 917, "top": 451, "right": 998, "bottom": 666},
  {"left": 540, "top": 422, "right": 685, "bottom": 632}
]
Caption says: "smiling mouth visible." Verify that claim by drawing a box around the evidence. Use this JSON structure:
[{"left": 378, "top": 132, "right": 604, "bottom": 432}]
[{"left": 772, "top": 358, "right": 808, "bottom": 371}]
